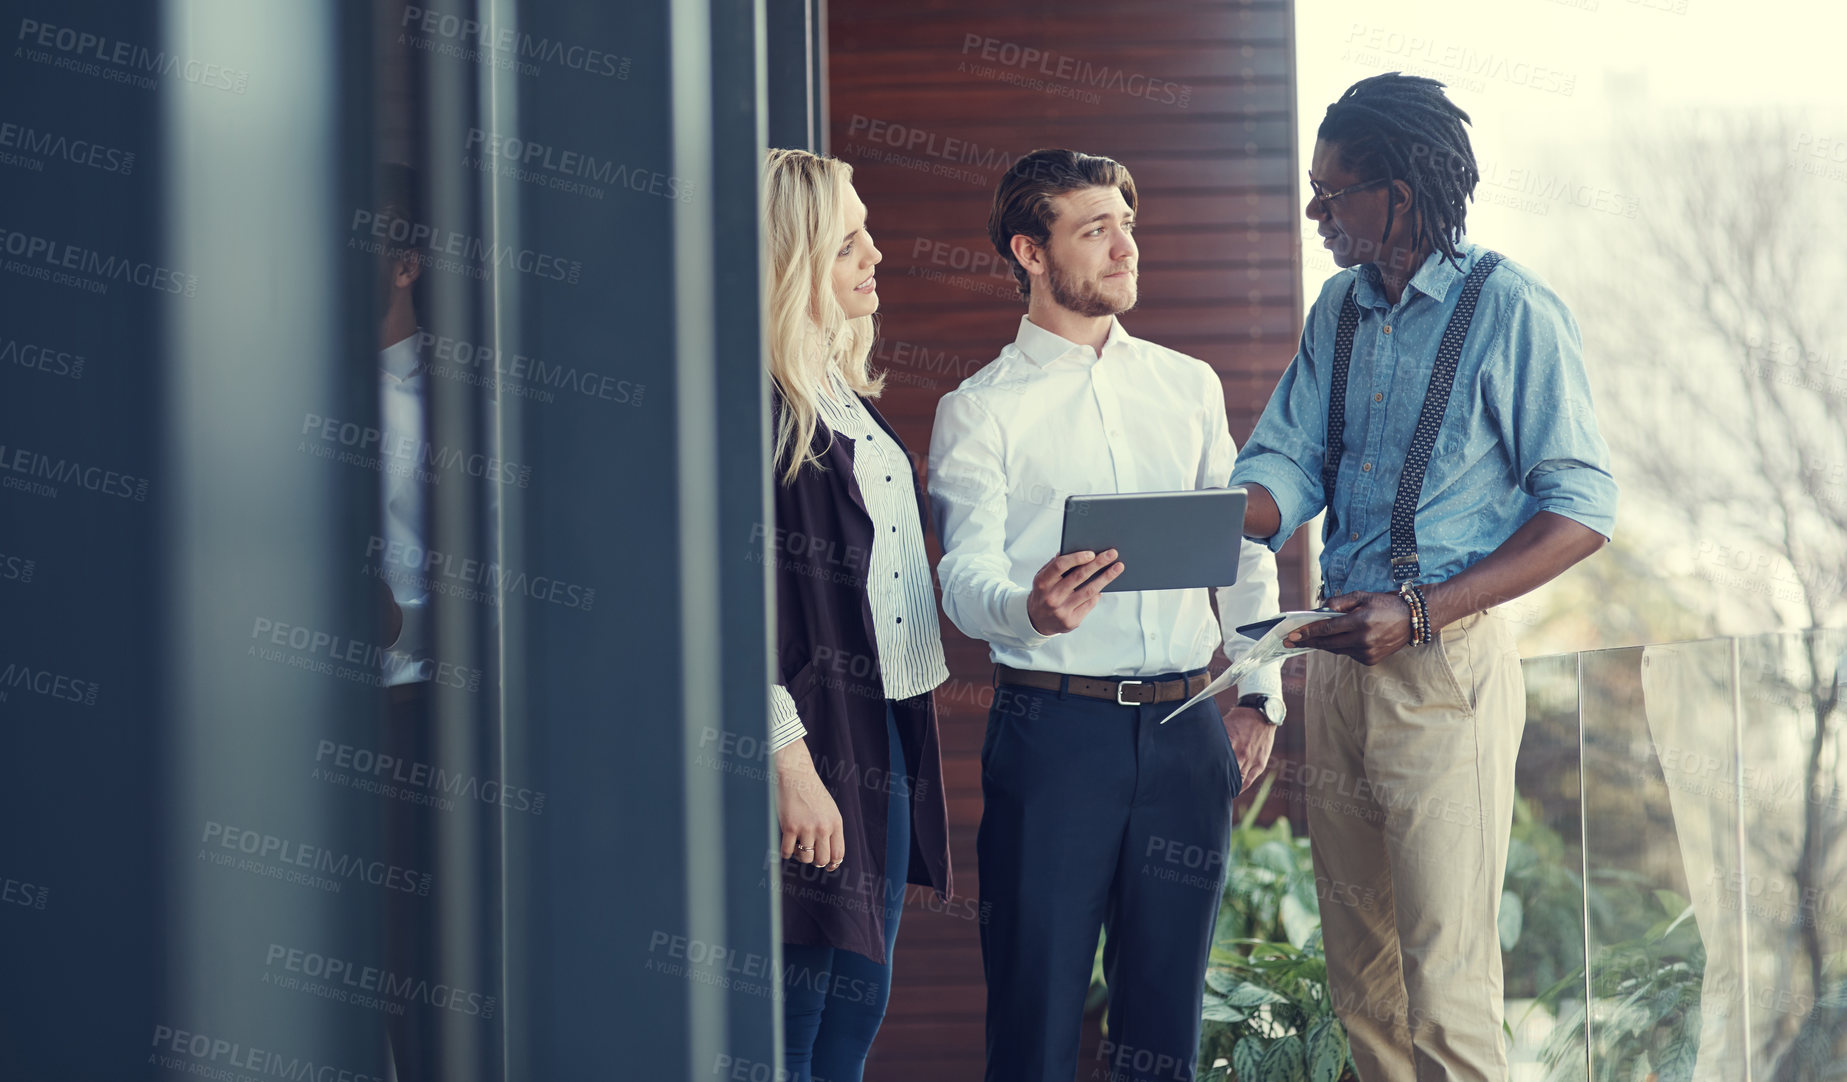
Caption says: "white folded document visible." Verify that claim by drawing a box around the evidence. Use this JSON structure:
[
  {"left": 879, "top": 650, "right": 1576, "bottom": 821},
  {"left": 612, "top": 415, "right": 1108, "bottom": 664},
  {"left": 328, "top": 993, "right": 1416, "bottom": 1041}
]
[{"left": 1158, "top": 609, "right": 1342, "bottom": 725}]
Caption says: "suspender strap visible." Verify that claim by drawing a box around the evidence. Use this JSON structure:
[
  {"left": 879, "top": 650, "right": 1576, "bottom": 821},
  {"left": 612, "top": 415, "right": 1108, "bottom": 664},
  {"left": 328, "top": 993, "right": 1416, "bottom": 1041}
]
[
  {"left": 1319, "top": 289, "right": 1362, "bottom": 545},
  {"left": 1319, "top": 250, "right": 1504, "bottom": 597},
  {"left": 1389, "top": 251, "right": 1502, "bottom": 582}
]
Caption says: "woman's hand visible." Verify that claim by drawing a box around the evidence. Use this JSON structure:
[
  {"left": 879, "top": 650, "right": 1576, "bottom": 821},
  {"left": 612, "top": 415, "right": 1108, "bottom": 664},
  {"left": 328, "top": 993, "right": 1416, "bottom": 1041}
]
[{"left": 774, "top": 740, "right": 846, "bottom": 871}]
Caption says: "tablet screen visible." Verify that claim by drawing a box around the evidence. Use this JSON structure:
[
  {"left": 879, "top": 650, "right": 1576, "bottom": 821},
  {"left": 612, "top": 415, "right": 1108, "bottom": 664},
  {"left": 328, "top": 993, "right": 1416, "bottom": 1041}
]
[{"left": 1058, "top": 488, "right": 1247, "bottom": 593}]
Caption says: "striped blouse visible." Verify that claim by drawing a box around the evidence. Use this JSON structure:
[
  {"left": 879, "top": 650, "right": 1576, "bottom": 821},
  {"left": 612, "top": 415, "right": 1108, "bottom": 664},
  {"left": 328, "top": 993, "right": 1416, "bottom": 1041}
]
[{"left": 769, "top": 366, "right": 949, "bottom": 752}]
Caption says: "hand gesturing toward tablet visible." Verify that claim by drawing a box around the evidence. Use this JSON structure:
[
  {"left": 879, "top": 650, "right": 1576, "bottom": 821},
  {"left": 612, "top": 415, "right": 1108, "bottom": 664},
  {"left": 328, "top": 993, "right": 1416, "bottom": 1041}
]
[{"left": 1026, "top": 549, "right": 1123, "bottom": 635}]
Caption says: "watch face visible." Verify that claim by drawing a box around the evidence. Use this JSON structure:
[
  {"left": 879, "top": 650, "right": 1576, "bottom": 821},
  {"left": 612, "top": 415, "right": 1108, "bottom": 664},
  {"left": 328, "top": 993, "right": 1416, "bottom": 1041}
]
[{"left": 1242, "top": 695, "right": 1282, "bottom": 724}]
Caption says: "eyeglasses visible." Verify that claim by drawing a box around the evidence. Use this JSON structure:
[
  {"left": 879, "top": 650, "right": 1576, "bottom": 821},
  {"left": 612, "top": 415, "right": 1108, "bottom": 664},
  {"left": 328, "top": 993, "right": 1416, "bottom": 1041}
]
[{"left": 1308, "top": 176, "right": 1389, "bottom": 210}]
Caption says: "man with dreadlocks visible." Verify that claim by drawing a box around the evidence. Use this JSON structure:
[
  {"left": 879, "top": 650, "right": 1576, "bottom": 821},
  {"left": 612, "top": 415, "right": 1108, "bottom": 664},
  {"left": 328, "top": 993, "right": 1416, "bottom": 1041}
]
[{"left": 1230, "top": 73, "right": 1618, "bottom": 1081}]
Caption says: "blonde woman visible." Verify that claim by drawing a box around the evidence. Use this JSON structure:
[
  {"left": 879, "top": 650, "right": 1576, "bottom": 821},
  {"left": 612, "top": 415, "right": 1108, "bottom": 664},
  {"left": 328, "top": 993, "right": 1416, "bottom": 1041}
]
[{"left": 761, "top": 148, "right": 953, "bottom": 1081}]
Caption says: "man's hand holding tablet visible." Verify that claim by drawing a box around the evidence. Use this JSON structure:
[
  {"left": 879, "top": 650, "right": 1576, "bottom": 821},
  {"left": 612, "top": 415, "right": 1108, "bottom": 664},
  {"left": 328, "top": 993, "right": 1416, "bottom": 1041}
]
[{"left": 1025, "top": 548, "right": 1123, "bottom": 635}]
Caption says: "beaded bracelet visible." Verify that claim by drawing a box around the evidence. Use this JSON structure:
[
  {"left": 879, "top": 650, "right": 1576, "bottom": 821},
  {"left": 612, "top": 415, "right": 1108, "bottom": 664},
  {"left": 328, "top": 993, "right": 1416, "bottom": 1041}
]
[
  {"left": 1403, "top": 583, "right": 1426, "bottom": 646},
  {"left": 1398, "top": 581, "right": 1432, "bottom": 647}
]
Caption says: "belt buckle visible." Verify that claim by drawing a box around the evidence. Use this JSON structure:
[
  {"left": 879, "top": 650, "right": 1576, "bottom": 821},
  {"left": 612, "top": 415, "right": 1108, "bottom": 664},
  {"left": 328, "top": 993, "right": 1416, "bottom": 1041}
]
[{"left": 1115, "top": 679, "right": 1144, "bottom": 706}]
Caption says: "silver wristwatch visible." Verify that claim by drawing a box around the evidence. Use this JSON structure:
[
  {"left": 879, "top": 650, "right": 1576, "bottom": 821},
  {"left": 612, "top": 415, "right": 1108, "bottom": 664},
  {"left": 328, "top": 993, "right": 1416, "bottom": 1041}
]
[{"left": 1237, "top": 693, "right": 1286, "bottom": 726}]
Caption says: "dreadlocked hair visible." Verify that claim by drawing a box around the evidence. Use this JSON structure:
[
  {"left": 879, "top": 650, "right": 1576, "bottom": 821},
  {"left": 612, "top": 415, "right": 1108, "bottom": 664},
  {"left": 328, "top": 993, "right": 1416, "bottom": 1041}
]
[{"left": 1318, "top": 73, "right": 1478, "bottom": 267}]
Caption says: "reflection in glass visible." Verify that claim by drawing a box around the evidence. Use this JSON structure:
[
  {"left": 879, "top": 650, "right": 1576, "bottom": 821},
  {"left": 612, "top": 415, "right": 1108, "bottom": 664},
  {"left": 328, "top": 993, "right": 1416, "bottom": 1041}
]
[
  {"left": 1545, "top": 642, "right": 1723, "bottom": 1082},
  {"left": 1518, "top": 632, "right": 1847, "bottom": 1082},
  {"left": 1736, "top": 631, "right": 1847, "bottom": 1080},
  {"left": 1503, "top": 653, "right": 1587, "bottom": 1082},
  {"left": 1637, "top": 639, "right": 1744, "bottom": 1082}
]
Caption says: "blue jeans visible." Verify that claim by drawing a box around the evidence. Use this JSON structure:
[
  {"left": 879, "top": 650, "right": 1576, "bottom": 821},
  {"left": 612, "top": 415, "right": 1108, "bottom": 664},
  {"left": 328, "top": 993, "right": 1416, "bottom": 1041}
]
[{"left": 781, "top": 702, "right": 910, "bottom": 1082}]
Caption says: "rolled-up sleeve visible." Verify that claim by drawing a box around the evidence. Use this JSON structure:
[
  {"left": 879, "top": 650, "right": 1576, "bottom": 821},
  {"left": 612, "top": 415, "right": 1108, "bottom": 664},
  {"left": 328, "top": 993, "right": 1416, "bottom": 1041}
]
[
  {"left": 1201, "top": 369, "right": 1282, "bottom": 698},
  {"left": 1231, "top": 303, "right": 1332, "bottom": 553},
  {"left": 1218, "top": 536, "right": 1283, "bottom": 700},
  {"left": 1489, "top": 280, "right": 1619, "bottom": 540},
  {"left": 928, "top": 390, "right": 1053, "bottom": 652}
]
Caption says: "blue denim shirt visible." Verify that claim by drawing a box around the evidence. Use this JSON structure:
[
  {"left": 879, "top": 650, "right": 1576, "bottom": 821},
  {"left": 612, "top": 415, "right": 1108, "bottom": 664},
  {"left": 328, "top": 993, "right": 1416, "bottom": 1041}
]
[{"left": 1231, "top": 238, "right": 1617, "bottom": 595}]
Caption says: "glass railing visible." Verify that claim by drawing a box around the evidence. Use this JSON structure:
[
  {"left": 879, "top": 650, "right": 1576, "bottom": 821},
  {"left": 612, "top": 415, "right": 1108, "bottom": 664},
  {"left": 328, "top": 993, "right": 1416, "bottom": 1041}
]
[{"left": 1507, "top": 630, "right": 1847, "bottom": 1082}]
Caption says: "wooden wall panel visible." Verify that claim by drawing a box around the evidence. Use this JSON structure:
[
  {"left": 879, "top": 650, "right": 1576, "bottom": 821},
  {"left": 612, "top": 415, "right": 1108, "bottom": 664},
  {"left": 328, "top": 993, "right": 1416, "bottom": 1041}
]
[{"left": 826, "top": 3, "right": 1306, "bottom": 1078}]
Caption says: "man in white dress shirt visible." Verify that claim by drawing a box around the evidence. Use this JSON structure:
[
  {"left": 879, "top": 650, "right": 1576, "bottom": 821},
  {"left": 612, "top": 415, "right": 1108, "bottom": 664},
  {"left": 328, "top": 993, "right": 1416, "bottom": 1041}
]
[{"left": 928, "top": 148, "right": 1286, "bottom": 1082}]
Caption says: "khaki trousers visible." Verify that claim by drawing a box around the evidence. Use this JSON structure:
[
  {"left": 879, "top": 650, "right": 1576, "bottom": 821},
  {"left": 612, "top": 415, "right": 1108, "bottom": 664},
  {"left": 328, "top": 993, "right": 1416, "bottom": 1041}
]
[{"left": 1302, "top": 610, "right": 1525, "bottom": 1082}]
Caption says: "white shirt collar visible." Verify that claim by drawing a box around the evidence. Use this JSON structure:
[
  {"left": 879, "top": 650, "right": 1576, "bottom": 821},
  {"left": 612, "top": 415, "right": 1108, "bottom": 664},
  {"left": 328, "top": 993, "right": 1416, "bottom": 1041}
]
[
  {"left": 1012, "top": 314, "right": 1129, "bottom": 369},
  {"left": 379, "top": 333, "right": 422, "bottom": 382}
]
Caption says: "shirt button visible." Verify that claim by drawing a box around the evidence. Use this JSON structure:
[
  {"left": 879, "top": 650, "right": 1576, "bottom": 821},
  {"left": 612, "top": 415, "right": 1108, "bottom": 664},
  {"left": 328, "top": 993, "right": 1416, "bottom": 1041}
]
[
  {"left": 1350, "top": 532, "right": 1359, "bottom": 541},
  {"left": 1362, "top": 462, "right": 1373, "bottom": 472},
  {"left": 1373, "top": 392, "right": 1383, "bottom": 402},
  {"left": 886, "top": 475, "right": 892, "bottom": 482},
  {"left": 893, "top": 572, "right": 899, "bottom": 579},
  {"left": 890, "top": 526, "right": 896, "bottom": 533},
  {"left": 1383, "top": 324, "right": 1393, "bottom": 334},
  {"left": 895, "top": 616, "right": 903, "bottom": 624}
]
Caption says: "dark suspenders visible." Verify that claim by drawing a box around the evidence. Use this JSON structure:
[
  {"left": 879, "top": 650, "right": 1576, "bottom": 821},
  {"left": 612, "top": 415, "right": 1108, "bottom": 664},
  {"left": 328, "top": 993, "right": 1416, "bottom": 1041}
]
[{"left": 1319, "top": 251, "right": 1504, "bottom": 599}]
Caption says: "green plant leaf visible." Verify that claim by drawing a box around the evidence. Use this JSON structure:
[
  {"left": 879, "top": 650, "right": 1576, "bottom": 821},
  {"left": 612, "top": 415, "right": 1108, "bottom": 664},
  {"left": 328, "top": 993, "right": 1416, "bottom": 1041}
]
[
  {"left": 1504, "top": 837, "right": 1538, "bottom": 879},
  {"left": 1652, "top": 1030, "right": 1697, "bottom": 1082},
  {"left": 1259, "top": 1034, "right": 1308, "bottom": 1082},
  {"left": 1206, "top": 969, "right": 1242, "bottom": 995},
  {"left": 1281, "top": 892, "right": 1319, "bottom": 950},
  {"left": 1252, "top": 840, "right": 1298, "bottom": 878},
  {"left": 1203, "top": 1000, "right": 1252, "bottom": 1024},
  {"left": 1649, "top": 983, "right": 1685, "bottom": 1019},
  {"left": 1304, "top": 1016, "right": 1345, "bottom": 1082},
  {"left": 1088, "top": 927, "right": 1109, "bottom": 1012},
  {"left": 1498, "top": 891, "right": 1525, "bottom": 952},
  {"left": 1657, "top": 900, "right": 1697, "bottom": 940},
  {"left": 1537, "top": 1000, "right": 1588, "bottom": 1082},
  {"left": 1533, "top": 968, "right": 1587, "bottom": 1011},
  {"left": 1233, "top": 1036, "right": 1266, "bottom": 1082},
  {"left": 1224, "top": 981, "right": 1290, "bottom": 1009},
  {"left": 1651, "top": 888, "right": 1688, "bottom": 915}
]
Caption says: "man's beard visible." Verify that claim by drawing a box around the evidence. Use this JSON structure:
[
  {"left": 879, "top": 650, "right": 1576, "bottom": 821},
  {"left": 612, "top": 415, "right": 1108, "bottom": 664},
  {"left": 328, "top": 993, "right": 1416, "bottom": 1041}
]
[{"left": 1046, "top": 254, "right": 1136, "bottom": 318}]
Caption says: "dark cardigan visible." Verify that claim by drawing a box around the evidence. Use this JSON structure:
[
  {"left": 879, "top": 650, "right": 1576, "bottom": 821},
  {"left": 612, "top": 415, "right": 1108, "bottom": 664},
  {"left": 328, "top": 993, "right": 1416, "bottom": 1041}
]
[{"left": 769, "top": 388, "right": 953, "bottom": 965}]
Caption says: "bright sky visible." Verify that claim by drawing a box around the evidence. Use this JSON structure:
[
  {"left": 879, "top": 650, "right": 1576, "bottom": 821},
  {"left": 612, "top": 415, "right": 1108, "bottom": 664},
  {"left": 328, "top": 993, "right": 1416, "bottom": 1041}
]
[{"left": 1296, "top": 0, "right": 1847, "bottom": 290}]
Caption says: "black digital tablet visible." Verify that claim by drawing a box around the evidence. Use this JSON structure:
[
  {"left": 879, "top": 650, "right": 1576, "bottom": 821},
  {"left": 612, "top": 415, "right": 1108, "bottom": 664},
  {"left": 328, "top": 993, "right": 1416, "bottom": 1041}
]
[{"left": 1058, "top": 488, "right": 1247, "bottom": 593}]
